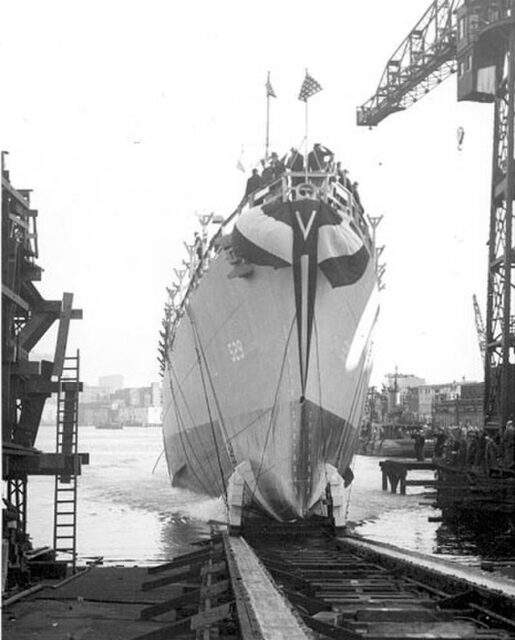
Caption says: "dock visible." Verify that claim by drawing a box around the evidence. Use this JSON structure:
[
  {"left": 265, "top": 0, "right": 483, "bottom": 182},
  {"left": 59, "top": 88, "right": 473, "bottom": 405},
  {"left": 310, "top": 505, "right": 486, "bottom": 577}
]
[
  {"left": 3, "top": 527, "right": 515, "bottom": 639},
  {"left": 379, "top": 458, "right": 437, "bottom": 494}
]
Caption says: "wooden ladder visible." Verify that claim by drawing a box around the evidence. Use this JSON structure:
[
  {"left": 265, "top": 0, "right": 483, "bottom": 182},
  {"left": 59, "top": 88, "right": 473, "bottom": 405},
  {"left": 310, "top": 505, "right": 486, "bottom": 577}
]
[{"left": 53, "top": 350, "right": 81, "bottom": 572}]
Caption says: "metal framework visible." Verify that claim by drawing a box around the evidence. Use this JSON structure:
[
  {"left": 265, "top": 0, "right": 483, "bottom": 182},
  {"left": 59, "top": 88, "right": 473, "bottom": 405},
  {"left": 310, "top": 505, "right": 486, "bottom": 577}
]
[
  {"left": 2, "top": 157, "right": 85, "bottom": 584},
  {"left": 357, "top": 0, "right": 458, "bottom": 127},
  {"left": 485, "top": 20, "right": 515, "bottom": 427},
  {"left": 472, "top": 293, "right": 486, "bottom": 364},
  {"left": 357, "top": 0, "right": 515, "bottom": 429}
]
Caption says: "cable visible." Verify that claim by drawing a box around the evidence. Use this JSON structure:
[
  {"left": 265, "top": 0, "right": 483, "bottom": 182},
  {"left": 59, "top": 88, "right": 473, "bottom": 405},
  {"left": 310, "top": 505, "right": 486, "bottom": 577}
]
[
  {"left": 168, "top": 361, "right": 214, "bottom": 468},
  {"left": 167, "top": 368, "right": 216, "bottom": 496},
  {"left": 188, "top": 309, "right": 228, "bottom": 502},
  {"left": 187, "top": 310, "right": 237, "bottom": 468},
  {"left": 313, "top": 315, "right": 330, "bottom": 492},
  {"left": 248, "top": 315, "right": 296, "bottom": 508},
  {"left": 151, "top": 449, "right": 165, "bottom": 475}
]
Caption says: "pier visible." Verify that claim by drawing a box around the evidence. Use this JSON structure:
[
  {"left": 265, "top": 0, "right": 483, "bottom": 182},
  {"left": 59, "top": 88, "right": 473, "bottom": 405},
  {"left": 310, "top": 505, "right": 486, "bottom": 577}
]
[{"left": 379, "top": 459, "right": 437, "bottom": 495}]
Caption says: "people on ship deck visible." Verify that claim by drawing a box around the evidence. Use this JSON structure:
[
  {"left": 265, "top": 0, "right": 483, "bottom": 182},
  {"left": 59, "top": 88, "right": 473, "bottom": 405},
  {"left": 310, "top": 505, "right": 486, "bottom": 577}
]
[
  {"left": 352, "top": 181, "right": 364, "bottom": 213},
  {"left": 194, "top": 232, "right": 203, "bottom": 261},
  {"left": 269, "top": 152, "right": 285, "bottom": 180},
  {"left": 260, "top": 159, "right": 274, "bottom": 185},
  {"left": 283, "top": 147, "right": 304, "bottom": 172},
  {"left": 245, "top": 168, "right": 263, "bottom": 196},
  {"left": 307, "top": 143, "right": 334, "bottom": 171}
]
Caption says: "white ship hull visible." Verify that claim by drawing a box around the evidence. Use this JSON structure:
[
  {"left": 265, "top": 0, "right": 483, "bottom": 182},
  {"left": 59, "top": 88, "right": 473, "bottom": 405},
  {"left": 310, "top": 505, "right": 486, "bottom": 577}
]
[{"left": 162, "top": 173, "right": 379, "bottom": 521}]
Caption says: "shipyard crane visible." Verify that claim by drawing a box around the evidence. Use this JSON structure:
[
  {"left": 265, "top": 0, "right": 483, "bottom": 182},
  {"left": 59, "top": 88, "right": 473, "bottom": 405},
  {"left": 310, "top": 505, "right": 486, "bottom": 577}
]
[
  {"left": 357, "top": 0, "right": 515, "bottom": 431},
  {"left": 472, "top": 293, "right": 486, "bottom": 364}
]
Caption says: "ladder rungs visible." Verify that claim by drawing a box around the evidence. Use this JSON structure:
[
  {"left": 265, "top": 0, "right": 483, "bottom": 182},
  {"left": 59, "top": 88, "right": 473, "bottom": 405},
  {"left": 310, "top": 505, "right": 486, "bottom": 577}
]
[
  {"left": 55, "top": 536, "right": 75, "bottom": 539},
  {"left": 56, "top": 500, "right": 76, "bottom": 504}
]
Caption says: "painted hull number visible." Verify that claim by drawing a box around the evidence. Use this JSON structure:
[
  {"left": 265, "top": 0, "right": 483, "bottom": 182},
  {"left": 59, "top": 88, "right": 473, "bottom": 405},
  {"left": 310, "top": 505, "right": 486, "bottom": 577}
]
[{"left": 227, "top": 339, "right": 244, "bottom": 362}]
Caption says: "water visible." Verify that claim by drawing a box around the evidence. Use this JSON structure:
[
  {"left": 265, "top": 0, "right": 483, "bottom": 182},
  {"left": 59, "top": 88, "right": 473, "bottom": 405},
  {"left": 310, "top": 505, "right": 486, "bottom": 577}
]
[{"left": 26, "top": 426, "right": 510, "bottom": 567}]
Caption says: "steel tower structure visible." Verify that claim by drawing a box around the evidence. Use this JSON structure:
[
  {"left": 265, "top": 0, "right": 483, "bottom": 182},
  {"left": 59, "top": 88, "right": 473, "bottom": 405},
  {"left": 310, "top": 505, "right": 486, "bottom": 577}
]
[{"left": 357, "top": 0, "right": 515, "bottom": 430}]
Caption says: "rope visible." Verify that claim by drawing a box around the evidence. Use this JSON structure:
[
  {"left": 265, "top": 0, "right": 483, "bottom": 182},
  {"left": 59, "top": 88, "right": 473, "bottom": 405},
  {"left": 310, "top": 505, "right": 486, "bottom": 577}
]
[
  {"left": 189, "top": 311, "right": 229, "bottom": 502},
  {"left": 313, "top": 316, "right": 330, "bottom": 491},
  {"left": 187, "top": 310, "right": 238, "bottom": 469},
  {"left": 247, "top": 315, "right": 296, "bottom": 507},
  {"left": 151, "top": 449, "right": 165, "bottom": 475},
  {"left": 167, "top": 368, "right": 215, "bottom": 495},
  {"left": 168, "top": 363, "right": 217, "bottom": 476}
]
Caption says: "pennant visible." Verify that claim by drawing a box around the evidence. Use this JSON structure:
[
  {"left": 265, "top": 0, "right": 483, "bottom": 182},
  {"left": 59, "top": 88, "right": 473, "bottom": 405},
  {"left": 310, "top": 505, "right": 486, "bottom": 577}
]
[
  {"left": 266, "top": 72, "right": 277, "bottom": 98},
  {"left": 236, "top": 148, "right": 245, "bottom": 173},
  {"left": 298, "top": 71, "right": 322, "bottom": 102}
]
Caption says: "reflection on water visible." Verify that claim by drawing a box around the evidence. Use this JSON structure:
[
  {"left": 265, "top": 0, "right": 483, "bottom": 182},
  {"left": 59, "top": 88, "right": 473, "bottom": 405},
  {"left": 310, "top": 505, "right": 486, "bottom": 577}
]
[{"left": 27, "top": 427, "right": 511, "bottom": 568}]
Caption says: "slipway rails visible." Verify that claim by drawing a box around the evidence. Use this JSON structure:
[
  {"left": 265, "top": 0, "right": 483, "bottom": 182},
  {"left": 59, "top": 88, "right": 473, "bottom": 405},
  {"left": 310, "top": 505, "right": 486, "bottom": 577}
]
[
  {"left": 128, "top": 524, "right": 515, "bottom": 640},
  {"left": 3, "top": 525, "right": 515, "bottom": 639}
]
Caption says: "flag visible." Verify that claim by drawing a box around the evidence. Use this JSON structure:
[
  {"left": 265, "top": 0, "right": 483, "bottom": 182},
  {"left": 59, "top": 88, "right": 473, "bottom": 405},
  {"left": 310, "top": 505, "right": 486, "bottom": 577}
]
[
  {"left": 266, "top": 72, "right": 276, "bottom": 98},
  {"left": 298, "top": 71, "right": 322, "bottom": 101},
  {"left": 236, "top": 148, "right": 246, "bottom": 173}
]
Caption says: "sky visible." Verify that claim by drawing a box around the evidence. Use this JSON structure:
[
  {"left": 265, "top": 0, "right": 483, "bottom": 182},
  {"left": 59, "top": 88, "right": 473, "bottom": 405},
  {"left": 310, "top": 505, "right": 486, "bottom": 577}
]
[{"left": 1, "top": 0, "right": 492, "bottom": 388}]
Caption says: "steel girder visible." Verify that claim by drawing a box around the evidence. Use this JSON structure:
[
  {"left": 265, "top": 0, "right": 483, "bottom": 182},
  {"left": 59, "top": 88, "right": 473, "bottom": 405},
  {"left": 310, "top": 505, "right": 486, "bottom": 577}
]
[
  {"left": 357, "top": 0, "right": 458, "bottom": 127},
  {"left": 485, "top": 26, "right": 515, "bottom": 428}
]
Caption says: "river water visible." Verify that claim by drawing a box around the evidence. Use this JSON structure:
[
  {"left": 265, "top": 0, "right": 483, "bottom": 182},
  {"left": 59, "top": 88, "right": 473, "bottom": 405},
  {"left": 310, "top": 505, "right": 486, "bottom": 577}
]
[{"left": 27, "top": 426, "right": 508, "bottom": 568}]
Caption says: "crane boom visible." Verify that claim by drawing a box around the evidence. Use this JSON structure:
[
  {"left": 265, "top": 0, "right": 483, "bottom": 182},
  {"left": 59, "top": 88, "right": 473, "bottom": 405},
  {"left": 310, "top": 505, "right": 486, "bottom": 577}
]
[
  {"left": 357, "top": 0, "right": 515, "bottom": 429},
  {"left": 357, "top": 0, "right": 459, "bottom": 127}
]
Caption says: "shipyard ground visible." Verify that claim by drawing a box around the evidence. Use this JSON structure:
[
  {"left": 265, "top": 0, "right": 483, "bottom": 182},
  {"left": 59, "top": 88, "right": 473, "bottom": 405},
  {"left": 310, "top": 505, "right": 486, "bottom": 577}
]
[{"left": 3, "top": 529, "right": 515, "bottom": 640}]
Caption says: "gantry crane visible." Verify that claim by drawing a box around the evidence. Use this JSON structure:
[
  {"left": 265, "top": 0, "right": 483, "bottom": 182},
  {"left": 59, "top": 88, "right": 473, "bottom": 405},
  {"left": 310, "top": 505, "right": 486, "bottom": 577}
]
[
  {"left": 358, "top": 0, "right": 515, "bottom": 431},
  {"left": 472, "top": 293, "right": 486, "bottom": 364}
]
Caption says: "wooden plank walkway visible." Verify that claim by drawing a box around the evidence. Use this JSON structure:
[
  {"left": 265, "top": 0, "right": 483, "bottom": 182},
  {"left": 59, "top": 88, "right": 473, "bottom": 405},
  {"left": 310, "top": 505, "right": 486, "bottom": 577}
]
[{"left": 379, "top": 458, "right": 437, "bottom": 494}]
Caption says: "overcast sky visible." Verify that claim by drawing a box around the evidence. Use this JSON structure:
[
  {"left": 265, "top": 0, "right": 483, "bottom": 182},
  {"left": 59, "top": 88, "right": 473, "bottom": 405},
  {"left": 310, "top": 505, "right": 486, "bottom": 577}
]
[{"left": 1, "top": 0, "right": 491, "bottom": 388}]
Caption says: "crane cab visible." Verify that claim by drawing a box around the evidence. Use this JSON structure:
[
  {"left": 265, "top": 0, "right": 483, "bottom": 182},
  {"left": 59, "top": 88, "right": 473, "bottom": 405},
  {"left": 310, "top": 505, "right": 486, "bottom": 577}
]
[{"left": 456, "top": 0, "right": 513, "bottom": 103}]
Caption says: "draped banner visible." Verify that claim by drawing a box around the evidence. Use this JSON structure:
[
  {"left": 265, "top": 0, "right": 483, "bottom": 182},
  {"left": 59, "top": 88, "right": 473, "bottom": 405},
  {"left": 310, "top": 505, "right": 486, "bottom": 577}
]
[
  {"left": 232, "top": 199, "right": 369, "bottom": 288},
  {"left": 232, "top": 199, "right": 370, "bottom": 393}
]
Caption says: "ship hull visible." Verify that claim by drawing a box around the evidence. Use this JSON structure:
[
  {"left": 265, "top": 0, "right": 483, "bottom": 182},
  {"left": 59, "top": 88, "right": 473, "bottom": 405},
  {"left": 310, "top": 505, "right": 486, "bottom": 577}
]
[{"left": 162, "top": 213, "right": 378, "bottom": 520}]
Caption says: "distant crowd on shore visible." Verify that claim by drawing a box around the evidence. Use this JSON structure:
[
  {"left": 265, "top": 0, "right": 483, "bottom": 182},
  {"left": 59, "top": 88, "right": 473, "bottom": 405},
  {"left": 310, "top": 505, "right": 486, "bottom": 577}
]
[
  {"left": 434, "top": 420, "right": 515, "bottom": 474},
  {"left": 244, "top": 143, "right": 364, "bottom": 211},
  {"left": 359, "top": 420, "right": 515, "bottom": 473}
]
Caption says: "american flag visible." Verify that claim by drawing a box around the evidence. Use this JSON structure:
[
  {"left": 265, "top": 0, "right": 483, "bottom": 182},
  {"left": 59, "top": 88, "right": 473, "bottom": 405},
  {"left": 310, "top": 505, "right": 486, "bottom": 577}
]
[
  {"left": 298, "top": 71, "right": 322, "bottom": 101},
  {"left": 266, "top": 73, "right": 276, "bottom": 98}
]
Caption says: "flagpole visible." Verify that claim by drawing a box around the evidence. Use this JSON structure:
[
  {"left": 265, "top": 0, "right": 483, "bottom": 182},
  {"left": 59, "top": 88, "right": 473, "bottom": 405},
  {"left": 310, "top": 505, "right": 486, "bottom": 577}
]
[
  {"left": 304, "top": 69, "right": 309, "bottom": 183},
  {"left": 265, "top": 71, "right": 271, "bottom": 161}
]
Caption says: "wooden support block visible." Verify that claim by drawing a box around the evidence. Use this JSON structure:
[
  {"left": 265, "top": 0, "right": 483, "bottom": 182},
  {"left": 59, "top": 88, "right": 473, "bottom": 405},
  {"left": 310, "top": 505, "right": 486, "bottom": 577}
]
[
  {"left": 190, "top": 601, "right": 234, "bottom": 630},
  {"left": 141, "top": 564, "right": 201, "bottom": 590},
  {"left": 200, "top": 560, "right": 227, "bottom": 576},
  {"left": 140, "top": 587, "right": 201, "bottom": 619},
  {"left": 147, "top": 543, "right": 222, "bottom": 574}
]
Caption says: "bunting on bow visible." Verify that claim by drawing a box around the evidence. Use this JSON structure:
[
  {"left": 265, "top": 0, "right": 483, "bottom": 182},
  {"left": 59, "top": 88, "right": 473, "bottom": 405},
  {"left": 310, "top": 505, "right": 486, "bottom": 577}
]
[{"left": 298, "top": 71, "right": 322, "bottom": 101}]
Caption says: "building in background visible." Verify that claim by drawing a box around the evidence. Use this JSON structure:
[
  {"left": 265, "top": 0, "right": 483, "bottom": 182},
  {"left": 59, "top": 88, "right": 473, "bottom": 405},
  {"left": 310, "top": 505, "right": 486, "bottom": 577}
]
[
  {"left": 98, "top": 374, "right": 124, "bottom": 394},
  {"left": 78, "top": 378, "right": 162, "bottom": 427},
  {"left": 365, "top": 374, "right": 484, "bottom": 430}
]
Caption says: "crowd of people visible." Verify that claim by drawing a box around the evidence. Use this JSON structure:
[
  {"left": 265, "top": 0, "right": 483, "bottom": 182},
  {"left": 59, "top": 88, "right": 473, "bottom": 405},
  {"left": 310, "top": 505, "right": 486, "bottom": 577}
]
[
  {"left": 244, "top": 143, "right": 364, "bottom": 211},
  {"left": 358, "top": 419, "right": 515, "bottom": 473},
  {"left": 435, "top": 420, "right": 515, "bottom": 474}
]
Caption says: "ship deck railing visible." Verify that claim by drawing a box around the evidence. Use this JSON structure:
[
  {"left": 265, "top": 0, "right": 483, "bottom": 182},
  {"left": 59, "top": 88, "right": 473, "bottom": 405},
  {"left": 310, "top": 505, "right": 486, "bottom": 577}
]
[
  {"left": 248, "top": 170, "right": 372, "bottom": 251},
  {"left": 166, "top": 169, "right": 375, "bottom": 346}
]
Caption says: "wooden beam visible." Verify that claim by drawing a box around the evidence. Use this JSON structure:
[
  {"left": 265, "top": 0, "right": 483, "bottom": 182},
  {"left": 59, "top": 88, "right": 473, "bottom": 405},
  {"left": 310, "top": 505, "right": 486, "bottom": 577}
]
[
  {"left": 2, "top": 176, "right": 31, "bottom": 210},
  {"left": 17, "top": 312, "right": 57, "bottom": 351},
  {"left": 52, "top": 293, "right": 73, "bottom": 378},
  {"left": 4, "top": 452, "right": 89, "bottom": 478},
  {"left": 2, "top": 284, "right": 29, "bottom": 311}
]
